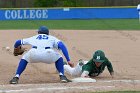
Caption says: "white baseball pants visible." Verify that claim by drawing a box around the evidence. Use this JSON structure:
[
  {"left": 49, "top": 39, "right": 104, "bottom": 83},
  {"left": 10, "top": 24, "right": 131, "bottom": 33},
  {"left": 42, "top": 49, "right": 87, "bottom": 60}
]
[{"left": 22, "top": 48, "right": 62, "bottom": 64}]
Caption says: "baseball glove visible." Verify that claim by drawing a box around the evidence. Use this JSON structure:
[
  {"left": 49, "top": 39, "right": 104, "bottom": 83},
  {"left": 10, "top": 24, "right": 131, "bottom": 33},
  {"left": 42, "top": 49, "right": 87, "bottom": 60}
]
[{"left": 13, "top": 46, "right": 25, "bottom": 56}]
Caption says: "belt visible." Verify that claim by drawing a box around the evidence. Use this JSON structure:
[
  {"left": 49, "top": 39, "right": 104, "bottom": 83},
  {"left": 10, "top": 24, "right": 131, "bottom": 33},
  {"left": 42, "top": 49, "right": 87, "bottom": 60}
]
[{"left": 32, "top": 46, "right": 50, "bottom": 49}]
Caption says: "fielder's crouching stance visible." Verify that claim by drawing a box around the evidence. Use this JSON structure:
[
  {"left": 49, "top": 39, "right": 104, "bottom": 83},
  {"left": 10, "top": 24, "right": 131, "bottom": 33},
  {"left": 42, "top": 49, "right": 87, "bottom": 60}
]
[
  {"left": 64, "top": 50, "right": 114, "bottom": 78},
  {"left": 9, "top": 26, "right": 74, "bottom": 84}
]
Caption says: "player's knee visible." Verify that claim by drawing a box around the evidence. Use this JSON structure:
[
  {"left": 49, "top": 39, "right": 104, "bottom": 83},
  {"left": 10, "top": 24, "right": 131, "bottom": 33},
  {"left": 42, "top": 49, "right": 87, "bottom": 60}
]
[{"left": 56, "top": 57, "right": 63, "bottom": 63}]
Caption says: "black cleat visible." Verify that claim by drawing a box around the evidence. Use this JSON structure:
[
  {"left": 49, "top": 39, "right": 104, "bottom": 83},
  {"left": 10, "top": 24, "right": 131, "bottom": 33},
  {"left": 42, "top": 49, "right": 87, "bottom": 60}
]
[
  {"left": 9, "top": 77, "right": 19, "bottom": 84},
  {"left": 78, "top": 59, "right": 84, "bottom": 66},
  {"left": 59, "top": 75, "right": 72, "bottom": 83}
]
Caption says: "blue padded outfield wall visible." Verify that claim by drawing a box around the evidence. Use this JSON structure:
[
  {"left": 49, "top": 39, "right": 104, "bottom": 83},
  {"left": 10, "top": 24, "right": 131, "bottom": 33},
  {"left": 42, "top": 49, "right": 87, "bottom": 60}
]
[{"left": 0, "top": 7, "right": 139, "bottom": 20}]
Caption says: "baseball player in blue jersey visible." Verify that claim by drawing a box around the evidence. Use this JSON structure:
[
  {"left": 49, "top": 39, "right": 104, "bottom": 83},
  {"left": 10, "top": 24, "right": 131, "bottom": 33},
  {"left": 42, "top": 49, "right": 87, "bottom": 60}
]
[{"left": 9, "top": 26, "right": 74, "bottom": 84}]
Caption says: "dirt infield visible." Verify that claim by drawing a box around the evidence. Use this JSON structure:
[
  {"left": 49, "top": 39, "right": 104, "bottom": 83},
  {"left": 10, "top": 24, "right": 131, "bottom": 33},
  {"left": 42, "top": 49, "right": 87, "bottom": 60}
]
[{"left": 0, "top": 30, "right": 140, "bottom": 93}]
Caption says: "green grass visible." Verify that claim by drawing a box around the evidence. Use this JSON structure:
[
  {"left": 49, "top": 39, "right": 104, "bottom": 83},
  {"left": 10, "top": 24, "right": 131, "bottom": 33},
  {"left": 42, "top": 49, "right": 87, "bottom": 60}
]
[
  {"left": 0, "top": 19, "right": 140, "bottom": 30},
  {"left": 85, "top": 91, "right": 140, "bottom": 93}
]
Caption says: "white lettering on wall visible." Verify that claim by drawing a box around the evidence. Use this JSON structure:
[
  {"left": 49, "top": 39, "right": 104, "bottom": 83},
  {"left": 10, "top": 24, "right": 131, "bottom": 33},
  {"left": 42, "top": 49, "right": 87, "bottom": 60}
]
[
  {"left": 5, "top": 10, "right": 10, "bottom": 19},
  {"left": 5, "top": 9, "right": 48, "bottom": 19},
  {"left": 11, "top": 10, "right": 17, "bottom": 19},
  {"left": 23, "top": 10, "right": 29, "bottom": 19},
  {"left": 36, "top": 10, "right": 42, "bottom": 18},
  {"left": 30, "top": 10, "right": 35, "bottom": 19},
  {"left": 17, "top": 10, "right": 22, "bottom": 19},
  {"left": 42, "top": 10, "right": 48, "bottom": 18}
]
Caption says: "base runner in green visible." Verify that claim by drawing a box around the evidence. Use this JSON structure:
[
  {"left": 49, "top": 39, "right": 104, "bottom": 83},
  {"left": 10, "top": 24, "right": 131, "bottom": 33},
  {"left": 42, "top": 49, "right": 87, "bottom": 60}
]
[{"left": 64, "top": 50, "right": 114, "bottom": 78}]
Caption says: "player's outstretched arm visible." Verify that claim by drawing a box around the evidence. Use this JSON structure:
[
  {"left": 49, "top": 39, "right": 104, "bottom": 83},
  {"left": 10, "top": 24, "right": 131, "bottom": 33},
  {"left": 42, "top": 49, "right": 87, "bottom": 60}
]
[
  {"left": 58, "top": 41, "right": 74, "bottom": 67},
  {"left": 110, "top": 71, "right": 114, "bottom": 78},
  {"left": 14, "top": 40, "right": 22, "bottom": 48},
  {"left": 13, "top": 40, "right": 25, "bottom": 56}
]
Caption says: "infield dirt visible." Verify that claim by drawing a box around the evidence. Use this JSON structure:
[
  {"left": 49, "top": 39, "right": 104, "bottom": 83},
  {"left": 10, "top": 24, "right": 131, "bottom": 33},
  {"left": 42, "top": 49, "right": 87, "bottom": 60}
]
[{"left": 0, "top": 30, "right": 140, "bottom": 93}]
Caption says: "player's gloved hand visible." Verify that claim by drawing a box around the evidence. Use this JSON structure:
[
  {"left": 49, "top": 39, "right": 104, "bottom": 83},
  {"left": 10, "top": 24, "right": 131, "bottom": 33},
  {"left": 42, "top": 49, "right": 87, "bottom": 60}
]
[
  {"left": 68, "top": 61, "right": 74, "bottom": 67},
  {"left": 13, "top": 45, "right": 25, "bottom": 56},
  {"left": 110, "top": 71, "right": 114, "bottom": 78}
]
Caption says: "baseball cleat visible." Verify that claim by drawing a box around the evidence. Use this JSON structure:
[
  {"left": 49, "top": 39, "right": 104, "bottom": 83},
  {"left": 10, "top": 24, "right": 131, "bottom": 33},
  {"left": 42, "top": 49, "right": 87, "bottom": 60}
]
[
  {"left": 9, "top": 77, "right": 19, "bottom": 84},
  {"left": 59, "top": 75, "right": 72, "bottom": 83},
  {"left": 78, "top": 59, "right": 84, "bottom": 66}
]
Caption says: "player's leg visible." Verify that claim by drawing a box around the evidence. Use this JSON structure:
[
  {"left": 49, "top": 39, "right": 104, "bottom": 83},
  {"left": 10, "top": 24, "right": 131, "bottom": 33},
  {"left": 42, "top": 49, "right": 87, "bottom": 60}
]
[
  {"left": 55, "top": 57, "right": 71, "bottom": 83},
  {"left": 64, "top": 62, "right": 82, "bottom": 77},
  {"left": 64, "top": 59, "right": 88, "bottom": 77},
  {"left": 27, "top": 49, "right": 71, "bottom": 83},
  {"left": 9, "top": 50, "right": 32, "bottom": 84},
  {"left": 9, "top": 59, "right": 28, "bottom": 84},
  {"left": 14, "top": 49, "right": 71, "bottom": 83},
  {"left": 64, "top": 65, "right": 75, "bottom": 76}
]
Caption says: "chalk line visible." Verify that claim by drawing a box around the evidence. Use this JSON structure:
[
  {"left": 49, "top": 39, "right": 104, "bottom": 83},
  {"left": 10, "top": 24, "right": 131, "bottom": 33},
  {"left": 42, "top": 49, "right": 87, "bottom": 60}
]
[
  {"left": 98, "top": 79, "right": 140, "bottom": 83},
  {"left": 0, "top": 86, "right": 115, "bottom": 93}
]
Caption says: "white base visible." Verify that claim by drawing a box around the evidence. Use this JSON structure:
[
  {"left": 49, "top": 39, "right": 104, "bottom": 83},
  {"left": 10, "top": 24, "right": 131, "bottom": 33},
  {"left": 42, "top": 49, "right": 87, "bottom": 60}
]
[{"left": 72, "top": 77, "right": 96, "bottom": 82}]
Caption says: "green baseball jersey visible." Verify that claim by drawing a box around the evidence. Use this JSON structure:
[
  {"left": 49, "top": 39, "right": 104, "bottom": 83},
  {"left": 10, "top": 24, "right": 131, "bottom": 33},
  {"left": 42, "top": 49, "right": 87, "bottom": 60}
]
[{"left": 82, "top": 57, "right": 114, "bottom": 77}]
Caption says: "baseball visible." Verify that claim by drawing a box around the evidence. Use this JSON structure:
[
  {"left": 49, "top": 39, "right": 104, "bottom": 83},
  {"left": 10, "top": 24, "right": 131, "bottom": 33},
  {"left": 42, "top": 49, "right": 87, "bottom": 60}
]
[{"left": 6, "top": 46, "right": 10, "bottom": 51}]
